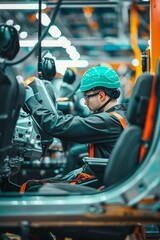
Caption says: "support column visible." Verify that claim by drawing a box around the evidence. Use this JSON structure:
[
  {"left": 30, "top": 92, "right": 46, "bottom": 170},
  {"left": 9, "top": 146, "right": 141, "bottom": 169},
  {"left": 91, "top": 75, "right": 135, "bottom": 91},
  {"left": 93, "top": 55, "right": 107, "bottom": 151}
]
[
  {"left": 150, "top": 0, "right": 160, "bottom": 73},
  {"left": 130, "top": 2, "right": 142, "bottom": 80}
]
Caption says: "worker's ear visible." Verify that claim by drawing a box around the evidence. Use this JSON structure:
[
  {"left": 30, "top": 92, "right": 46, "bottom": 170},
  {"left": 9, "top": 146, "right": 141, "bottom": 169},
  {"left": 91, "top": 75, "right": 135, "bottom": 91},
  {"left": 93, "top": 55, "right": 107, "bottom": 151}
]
[{"left": 99, "top": 91, "right": 106, "bottom": 102}]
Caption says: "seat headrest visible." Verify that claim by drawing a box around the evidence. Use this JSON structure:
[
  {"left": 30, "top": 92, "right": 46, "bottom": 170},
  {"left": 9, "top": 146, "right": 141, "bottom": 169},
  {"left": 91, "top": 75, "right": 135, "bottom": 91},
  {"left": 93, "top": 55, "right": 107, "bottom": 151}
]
[
  {"left": 127, "top": 73, "right": 153, "bottom": 127},
  {"left": 0, "top": 24, "right": 19, "bottom": 60}
]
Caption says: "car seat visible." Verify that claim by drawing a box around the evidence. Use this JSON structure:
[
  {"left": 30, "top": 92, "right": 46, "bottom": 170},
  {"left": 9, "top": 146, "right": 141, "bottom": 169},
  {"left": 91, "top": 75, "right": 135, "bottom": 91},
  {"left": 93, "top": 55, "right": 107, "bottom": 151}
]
[{"left": 0, "top": 24, "right": 25, "bottom": 187}]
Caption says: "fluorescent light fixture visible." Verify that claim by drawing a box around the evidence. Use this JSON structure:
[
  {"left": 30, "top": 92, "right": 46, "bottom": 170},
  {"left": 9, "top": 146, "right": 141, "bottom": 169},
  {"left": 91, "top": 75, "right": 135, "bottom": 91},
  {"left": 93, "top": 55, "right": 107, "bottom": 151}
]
[
  {"left": 55, "top": 60, "right": 89, "bottom": 68},
  {"left": 56, "top": 65, "right": 67, "bottom": 75},
  {"left": 0, "top": 4, "right": 46, "bottom": 10},
  {"left": 19, "top": 40, "right": 87, "bottom": 67},
  {"left": 19, "top": 39, "right": 75, "bottom": 49},
  {"left": 20, "top": 40, "right": 63, "bottom": 47}
]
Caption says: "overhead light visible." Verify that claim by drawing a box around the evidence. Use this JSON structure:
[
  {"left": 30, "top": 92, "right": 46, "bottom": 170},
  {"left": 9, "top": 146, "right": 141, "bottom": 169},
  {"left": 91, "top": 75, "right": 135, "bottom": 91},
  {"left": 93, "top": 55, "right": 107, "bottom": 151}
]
[
  {"left": 132, "top": 58, "right": 139, "bottom": 67},
  {"left": 19, "top": 32, "right": 28, "bottom": 39},
  {"left": 0, "top": 4, "right": 46, "bottom": 10},
  {"left": 36, "top": 13, "right": 51, "bottom": 26},
  {"left": 14, "top": 25, "right": 21, "bottom": 31},
  {"left": 69, "top": 51, "right": 80, "bottom": 60},
  {"left": 6, "top": 19, "right": 14, "bottom": 25},
  {"left": 56, "top": 65, "right": 67, "bottom": 75},
  {"left": 19, "top": 39, "right": 75, "bottom": 49},
  {"left": 19, "top": 40, "right": 84, "bottom": 66},
  {"left": 19, "top": 40, "right": 63, "bottom": 47},
  {"left": 66, "top": 46, "right": 77, "bottom": 54},
  {"left": 49, "top": 25, "right": 61, "bottom": 38},
  {"left": 56, "top": 60, "right": 89, "bottom": 68},
  {"left": 58, "top": 36, "right": 71, "bottom": 48}
]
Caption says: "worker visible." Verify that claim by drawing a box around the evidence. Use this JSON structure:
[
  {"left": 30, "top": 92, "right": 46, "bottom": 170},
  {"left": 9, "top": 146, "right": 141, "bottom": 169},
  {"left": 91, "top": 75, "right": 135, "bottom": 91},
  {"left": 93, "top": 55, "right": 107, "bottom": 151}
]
[{"left": 24, "top": 65, "right": 129, "bottom": 187}]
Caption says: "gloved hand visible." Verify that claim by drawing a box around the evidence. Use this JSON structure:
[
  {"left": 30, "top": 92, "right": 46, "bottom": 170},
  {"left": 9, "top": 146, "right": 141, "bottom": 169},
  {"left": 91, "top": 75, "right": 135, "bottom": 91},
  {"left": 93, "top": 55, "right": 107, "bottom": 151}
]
[
  {"left": 61, "top": 167, "right": 83, "bottom": 181},
  {"left": 25, "top": 86, "right": 34, "bottom": 102}
]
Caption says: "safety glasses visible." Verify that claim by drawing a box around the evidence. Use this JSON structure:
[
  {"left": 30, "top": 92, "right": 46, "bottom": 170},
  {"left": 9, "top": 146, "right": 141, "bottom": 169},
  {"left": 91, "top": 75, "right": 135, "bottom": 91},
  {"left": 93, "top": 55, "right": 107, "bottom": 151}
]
[{"left": 84, "top": 91, "right": 101, "bottom": 101}]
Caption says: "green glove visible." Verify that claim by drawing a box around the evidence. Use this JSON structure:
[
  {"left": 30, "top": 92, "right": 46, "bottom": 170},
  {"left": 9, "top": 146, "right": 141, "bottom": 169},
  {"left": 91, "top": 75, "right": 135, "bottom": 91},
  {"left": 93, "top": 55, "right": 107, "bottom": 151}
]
[{"left": 25, "top": 86, "right": 34, "bottom": 102}]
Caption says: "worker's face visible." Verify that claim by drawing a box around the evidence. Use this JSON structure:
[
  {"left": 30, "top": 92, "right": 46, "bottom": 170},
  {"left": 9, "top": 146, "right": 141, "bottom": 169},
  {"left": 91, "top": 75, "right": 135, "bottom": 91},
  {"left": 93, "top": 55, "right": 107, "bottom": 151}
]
[{"left": 83, "top": 90, "right": 107, "bottom": 113}]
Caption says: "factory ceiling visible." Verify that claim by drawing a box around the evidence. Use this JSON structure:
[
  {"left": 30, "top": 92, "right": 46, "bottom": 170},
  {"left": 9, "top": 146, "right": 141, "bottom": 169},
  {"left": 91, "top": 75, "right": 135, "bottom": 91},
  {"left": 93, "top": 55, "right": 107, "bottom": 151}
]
[{"left": 0, "top": 0, "right": 150, "bottom": 76}]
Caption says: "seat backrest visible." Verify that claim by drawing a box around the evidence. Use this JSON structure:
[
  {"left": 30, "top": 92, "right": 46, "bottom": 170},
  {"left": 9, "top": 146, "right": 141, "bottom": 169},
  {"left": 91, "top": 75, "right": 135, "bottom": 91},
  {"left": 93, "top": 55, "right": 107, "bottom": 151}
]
[
  {"left": 103, "top": 72, "right": 154, "bottom": 188},
  {"left": 139, "top": 60, "right": 160, "bottom": 161},
  {"left": 0, "top": 24, "right": 25, "bottom": 167},
  {"left": 0, "top": 67, "right": 25, "bottom": 167}
]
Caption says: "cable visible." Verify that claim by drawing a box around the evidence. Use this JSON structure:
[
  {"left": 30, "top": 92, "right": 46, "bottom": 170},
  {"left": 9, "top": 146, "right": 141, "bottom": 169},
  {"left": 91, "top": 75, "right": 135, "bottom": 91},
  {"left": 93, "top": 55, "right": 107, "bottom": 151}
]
[
  {"left": 37, "top": 0, "right": 43, "bottom": 78},
  {"left": 8, "top": 176, "right": 21, "bottom": 189}
]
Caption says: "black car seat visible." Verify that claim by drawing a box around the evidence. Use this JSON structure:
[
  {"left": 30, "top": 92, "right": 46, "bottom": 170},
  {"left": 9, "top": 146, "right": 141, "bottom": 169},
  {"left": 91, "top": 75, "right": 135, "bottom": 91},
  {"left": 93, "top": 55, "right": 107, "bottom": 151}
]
[
  {"left": 0, "top": 25, "right": 25, "bottom": 185},
  {"left": 103, "top": 60, "right": 160, "bottom": 189},
  {"left": 103, "top": 73, "right": 154, "bottom": 188}
]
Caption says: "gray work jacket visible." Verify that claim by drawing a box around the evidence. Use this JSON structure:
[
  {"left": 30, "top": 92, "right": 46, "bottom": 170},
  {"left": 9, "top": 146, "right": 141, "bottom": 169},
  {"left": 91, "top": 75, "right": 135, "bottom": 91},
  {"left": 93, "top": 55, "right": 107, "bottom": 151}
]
[{"left": 27, "top": 97, "right": 129, "bottom": 159}]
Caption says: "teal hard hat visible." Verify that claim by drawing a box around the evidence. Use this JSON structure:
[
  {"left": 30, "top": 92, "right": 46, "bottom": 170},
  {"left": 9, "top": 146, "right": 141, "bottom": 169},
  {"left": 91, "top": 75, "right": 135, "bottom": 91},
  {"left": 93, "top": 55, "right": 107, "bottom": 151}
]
[{"left": 79, "top": 66, "right": 121, "bottom": 92}]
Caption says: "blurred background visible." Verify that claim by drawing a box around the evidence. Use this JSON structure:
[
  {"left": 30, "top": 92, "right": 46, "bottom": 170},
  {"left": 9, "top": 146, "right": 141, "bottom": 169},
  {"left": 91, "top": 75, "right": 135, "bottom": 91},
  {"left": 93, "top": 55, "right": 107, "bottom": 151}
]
[
  {"left": 0, "top": 0, "right": 151, "bottom": 185},
  {"left": 0, "top": 0, "right": 150, "bottom": 98}
]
